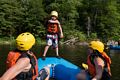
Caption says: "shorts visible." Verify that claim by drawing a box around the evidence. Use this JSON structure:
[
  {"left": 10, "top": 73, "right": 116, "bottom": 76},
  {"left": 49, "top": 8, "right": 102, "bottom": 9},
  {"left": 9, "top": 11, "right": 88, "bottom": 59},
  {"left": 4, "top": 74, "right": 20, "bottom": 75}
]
[{"left": 46, "top": 34, "right": 58, "bottom": 48}]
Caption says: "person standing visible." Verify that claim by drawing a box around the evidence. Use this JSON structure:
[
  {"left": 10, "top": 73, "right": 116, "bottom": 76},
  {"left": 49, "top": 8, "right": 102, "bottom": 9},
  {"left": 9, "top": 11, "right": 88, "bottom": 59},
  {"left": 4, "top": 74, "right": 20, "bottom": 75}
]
[{"left": 42, "top": 11, "right": 64, "bottom": 60}]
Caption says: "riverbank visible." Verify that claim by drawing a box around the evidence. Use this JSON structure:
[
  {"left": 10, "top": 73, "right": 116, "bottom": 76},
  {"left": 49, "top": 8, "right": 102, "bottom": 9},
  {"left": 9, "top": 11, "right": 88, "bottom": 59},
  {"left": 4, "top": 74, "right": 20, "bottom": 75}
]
[
  {"left": 0, "top": 38, "right": 89, "bottom": 46},
  {"left": 0, "top": 37, "right": 15, "bottom": 45},
  {"left": 0, "top": 37, "right": 46, "bottom": 45},
  {"left": 0, "top": 36, "right": 103, "bottom": 46},
  {"left": 0, "top": 37, "right": 85, "bottom": 45},
  {"left": 60, "top": 38, "right": 89, "bottom": 46}
]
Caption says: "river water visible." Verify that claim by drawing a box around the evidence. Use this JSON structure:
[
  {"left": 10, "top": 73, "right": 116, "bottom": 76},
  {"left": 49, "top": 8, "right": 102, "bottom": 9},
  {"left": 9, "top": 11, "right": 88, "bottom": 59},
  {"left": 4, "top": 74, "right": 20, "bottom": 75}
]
[{"left": 0, "top": 44, "right": 120, "bottom": 80}]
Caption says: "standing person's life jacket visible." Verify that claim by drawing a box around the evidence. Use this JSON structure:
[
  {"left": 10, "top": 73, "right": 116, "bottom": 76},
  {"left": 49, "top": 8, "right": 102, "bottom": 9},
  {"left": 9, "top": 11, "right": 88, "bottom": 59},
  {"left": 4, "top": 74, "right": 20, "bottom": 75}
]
[
  {"left": 6, "top": 49, "right": 38, "bottom": 80},
  {"left": 87, "top": 50, "right": 111, "bottom": 79},
  {"left": 47, "top": 20, "right": 59, "bottom": 34}
]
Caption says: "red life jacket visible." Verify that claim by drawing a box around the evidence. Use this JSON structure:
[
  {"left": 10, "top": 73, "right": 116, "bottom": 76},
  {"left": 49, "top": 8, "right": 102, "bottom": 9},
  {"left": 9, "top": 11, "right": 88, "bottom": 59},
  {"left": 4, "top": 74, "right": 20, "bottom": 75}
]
[
  {"left": 6, "top": 50, "right": 38, "bottom": 80},
  {"left": 47, "top": 20, "right": 59, "bottom": 34},
  {"left": 87, "top": 51, "right": 111, "bottom": 77}
]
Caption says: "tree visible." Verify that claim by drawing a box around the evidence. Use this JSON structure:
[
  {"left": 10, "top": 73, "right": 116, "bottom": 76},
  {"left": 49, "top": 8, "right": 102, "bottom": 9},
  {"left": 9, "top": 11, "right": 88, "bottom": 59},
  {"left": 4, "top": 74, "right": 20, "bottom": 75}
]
[
  {"left": 78, "top": 0, "right": 120, "bottom": 40},
  {"left": 0, "top": 0, "right": 24, "bottom": 36}
]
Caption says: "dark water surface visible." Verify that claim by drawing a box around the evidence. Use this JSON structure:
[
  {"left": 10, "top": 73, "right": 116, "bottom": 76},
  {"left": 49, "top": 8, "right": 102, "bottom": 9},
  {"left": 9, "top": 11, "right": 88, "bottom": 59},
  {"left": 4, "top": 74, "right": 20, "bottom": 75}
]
[{"left": 0, "top": 44, "right": 120, "bottom": 80}]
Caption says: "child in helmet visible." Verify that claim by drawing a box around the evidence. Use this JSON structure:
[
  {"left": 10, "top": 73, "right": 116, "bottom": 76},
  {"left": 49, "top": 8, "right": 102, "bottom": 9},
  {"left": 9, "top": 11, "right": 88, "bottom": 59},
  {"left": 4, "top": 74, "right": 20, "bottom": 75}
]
[
  {"left": 42, "top": 11, "right": 64, "bottom": 60},
  {"left": 0, "top": 32, "right": 38, "bottom": 80},
  {"left": 76, "top": 40, "right": 111, "bottom": 80}
]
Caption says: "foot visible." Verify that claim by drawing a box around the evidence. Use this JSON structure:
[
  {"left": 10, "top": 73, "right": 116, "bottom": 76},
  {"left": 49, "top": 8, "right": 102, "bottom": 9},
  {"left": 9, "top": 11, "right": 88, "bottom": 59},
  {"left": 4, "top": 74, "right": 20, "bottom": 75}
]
[
  {"left": 56, "top": 56, "right": 61, "bottom": 59},
  {"left": 42, "top": 56, "right": 46, "bottom": 60}
]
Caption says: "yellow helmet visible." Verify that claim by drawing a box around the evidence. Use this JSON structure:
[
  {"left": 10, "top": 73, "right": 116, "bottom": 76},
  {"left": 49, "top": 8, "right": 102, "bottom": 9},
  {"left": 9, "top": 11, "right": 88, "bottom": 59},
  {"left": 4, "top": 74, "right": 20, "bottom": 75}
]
[
  {"left": 50, "top": 11, "right": 58, "bottom": 17},
  {"left": 89, "top": 41, "right": 104, "bottom": 52},
  {"left": 16, "top": 32, "right": 35, "bottom": 51}
]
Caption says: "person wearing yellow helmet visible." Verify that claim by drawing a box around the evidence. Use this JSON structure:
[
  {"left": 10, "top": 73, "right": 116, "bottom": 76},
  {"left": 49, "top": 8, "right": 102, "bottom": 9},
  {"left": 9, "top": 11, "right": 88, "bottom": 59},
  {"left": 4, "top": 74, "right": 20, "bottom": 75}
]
[
  {"left": 88, "top": 40, "right": 111, "bottom": 80},
  {"left": 51, "top": 11, "right": 58, "bottom": 18},
  {"left": 16, "top": 32, "right": 35, "bottom": 51},
  {"left": 0, "top": 32, "right": 38, "bottom": 80},
  {"left": 42, "top": 11, "right": 64, "bottom": 60},
  {"left": 76, "top": 40, "right": 111, "bottom": 80}
]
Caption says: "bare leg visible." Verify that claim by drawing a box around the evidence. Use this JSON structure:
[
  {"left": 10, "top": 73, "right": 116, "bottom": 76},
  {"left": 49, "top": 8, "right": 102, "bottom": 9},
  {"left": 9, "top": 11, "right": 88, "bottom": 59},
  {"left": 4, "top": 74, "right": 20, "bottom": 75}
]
[
  {"left": 55, "top": 47, "right": 61, "bottom": 59},
  {"left": 43, "top": 45, "right": 50, "bottom": 57},
  {"left": 56, "top": 47, "right": 59, "bottom": 56}
]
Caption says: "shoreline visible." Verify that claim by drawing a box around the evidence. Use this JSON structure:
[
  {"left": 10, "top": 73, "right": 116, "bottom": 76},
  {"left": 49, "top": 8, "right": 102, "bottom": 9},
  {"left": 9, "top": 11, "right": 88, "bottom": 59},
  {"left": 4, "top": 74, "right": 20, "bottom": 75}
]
[{"left": 0, "top": 39, "right": 89, "bottom": 46}]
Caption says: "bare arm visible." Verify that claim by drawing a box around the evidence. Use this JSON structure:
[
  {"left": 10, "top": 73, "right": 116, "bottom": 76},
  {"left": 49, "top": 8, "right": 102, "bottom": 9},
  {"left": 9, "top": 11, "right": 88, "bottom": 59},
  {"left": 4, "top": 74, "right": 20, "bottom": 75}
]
[
  {"left": 58, "top": 23, "right": 63, "bottom": 38},
  {"left": 92, "top": 57, "right": 104, "bottom": 80},
  {"left": 0, "top": 58, "right": 30, "bottom": 80},
  {"left": 44, "top": 67, "right": 50, "bottom": 80}
]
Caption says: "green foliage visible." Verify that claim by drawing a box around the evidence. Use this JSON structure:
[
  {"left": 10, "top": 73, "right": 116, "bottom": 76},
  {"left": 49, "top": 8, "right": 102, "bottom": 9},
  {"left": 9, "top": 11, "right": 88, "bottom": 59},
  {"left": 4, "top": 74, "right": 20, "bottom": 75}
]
[
  {"left": 0, "top": 0, "right": 120, "bottom": 42},
  {"left": 78, "top": 0, "right": 120, "bottom": 40},
  {"left": 0, "top": 36, "right": 15, "bottom": 44},
  {"left": 64, "top": 30, "right": 86, "bottom": 41},
  {"left": 90, "top": 33, "right": 97, "bottom": 39},
  {"left": 0, "top": 0, "right": 23, "bottom": 36},
  {"left": 75, "top": 31, "right": 86, "bottom": 41}
]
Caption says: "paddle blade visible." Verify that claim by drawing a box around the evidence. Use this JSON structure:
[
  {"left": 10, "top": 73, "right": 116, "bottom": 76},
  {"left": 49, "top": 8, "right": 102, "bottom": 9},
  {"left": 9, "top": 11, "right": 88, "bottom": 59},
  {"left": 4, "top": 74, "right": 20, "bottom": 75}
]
[{"left": 82, "top": 63, "right": 88, "bottom": 70}]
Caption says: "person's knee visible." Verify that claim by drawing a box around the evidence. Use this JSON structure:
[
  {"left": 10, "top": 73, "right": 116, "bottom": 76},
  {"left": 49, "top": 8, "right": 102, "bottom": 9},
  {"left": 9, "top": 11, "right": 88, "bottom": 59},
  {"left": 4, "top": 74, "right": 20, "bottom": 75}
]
[{"left": 45, "top": 45, "right": 50, "bottom": 48}]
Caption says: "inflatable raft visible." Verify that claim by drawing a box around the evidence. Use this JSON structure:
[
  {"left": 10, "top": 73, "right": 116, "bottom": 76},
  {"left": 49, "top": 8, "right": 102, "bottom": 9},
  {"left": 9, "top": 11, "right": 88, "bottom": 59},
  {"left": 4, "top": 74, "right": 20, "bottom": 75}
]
[
  {"left": 38, "top": 57, "right": 90, "bottom": 80},
  {"left": 109, "top": 45, "right": 120, "bottom": 50}
]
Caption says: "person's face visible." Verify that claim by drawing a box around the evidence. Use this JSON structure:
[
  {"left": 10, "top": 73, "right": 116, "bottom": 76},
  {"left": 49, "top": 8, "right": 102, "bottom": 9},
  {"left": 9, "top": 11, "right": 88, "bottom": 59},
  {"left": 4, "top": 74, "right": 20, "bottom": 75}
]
[{"left": 51, "top": 16, "right": 57, "bottom": 20}]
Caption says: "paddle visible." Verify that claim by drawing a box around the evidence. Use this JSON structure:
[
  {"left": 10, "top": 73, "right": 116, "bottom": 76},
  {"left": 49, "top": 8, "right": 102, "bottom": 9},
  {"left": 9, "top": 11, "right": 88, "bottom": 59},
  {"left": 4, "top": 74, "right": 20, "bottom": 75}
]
[{"left": 82, "top": 63, "right": 88, "bottom": 70}]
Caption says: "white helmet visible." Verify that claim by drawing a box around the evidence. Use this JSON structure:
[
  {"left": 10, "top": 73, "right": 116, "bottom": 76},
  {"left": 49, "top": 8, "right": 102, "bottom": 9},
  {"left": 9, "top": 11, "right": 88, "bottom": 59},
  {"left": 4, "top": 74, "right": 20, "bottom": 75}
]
[{"left": 50, "top": 11, "right": 58, "bottom": 17}]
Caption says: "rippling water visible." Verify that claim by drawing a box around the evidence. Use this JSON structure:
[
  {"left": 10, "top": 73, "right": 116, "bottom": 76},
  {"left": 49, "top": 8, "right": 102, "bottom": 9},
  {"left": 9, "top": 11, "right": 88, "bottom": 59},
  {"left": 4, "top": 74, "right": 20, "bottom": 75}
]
[{"left": 0, "top": 44, "right": 120, "bottom": 80}]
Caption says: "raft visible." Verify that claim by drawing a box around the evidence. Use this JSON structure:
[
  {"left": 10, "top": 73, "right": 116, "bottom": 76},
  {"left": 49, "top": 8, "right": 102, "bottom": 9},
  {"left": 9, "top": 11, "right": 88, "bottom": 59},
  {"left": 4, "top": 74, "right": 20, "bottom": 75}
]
[
  {"left": 38, "top": 57, "right": 90, "bottom": 80},
  {"left": 109, "top": 45, "right": 120, "bottom": 50}
]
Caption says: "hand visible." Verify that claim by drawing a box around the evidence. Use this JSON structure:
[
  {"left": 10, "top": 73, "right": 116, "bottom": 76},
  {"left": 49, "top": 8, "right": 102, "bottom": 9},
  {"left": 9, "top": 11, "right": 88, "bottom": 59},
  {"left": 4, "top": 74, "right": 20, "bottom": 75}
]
[
  {"left": 60, "top": 34, "right": 64, "bottom": 38},
  {"left": 92, "top": 78, "right": 97, "bottom": 80}
]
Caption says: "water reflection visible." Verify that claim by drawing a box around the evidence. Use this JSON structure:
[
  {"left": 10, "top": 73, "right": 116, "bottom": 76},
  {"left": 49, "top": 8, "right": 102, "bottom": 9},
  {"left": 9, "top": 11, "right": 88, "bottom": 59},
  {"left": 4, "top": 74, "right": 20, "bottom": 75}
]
[{"left": 109, "top": 50, "right": 120, "bottom": 80}]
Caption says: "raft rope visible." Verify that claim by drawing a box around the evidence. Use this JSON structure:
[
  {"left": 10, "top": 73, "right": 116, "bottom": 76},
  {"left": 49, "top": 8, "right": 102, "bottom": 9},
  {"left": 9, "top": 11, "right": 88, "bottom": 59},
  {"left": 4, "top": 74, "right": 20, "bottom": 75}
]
[{"left": 51, "top": 64, "right": 55, "bottom": 78}]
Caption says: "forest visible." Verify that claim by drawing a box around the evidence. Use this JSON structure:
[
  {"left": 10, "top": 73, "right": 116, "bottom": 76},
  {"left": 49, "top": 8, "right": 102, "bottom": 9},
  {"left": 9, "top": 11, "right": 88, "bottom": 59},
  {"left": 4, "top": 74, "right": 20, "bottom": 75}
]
[{"left": 0, "top": 0, "right": 120, "bottom": 42}]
